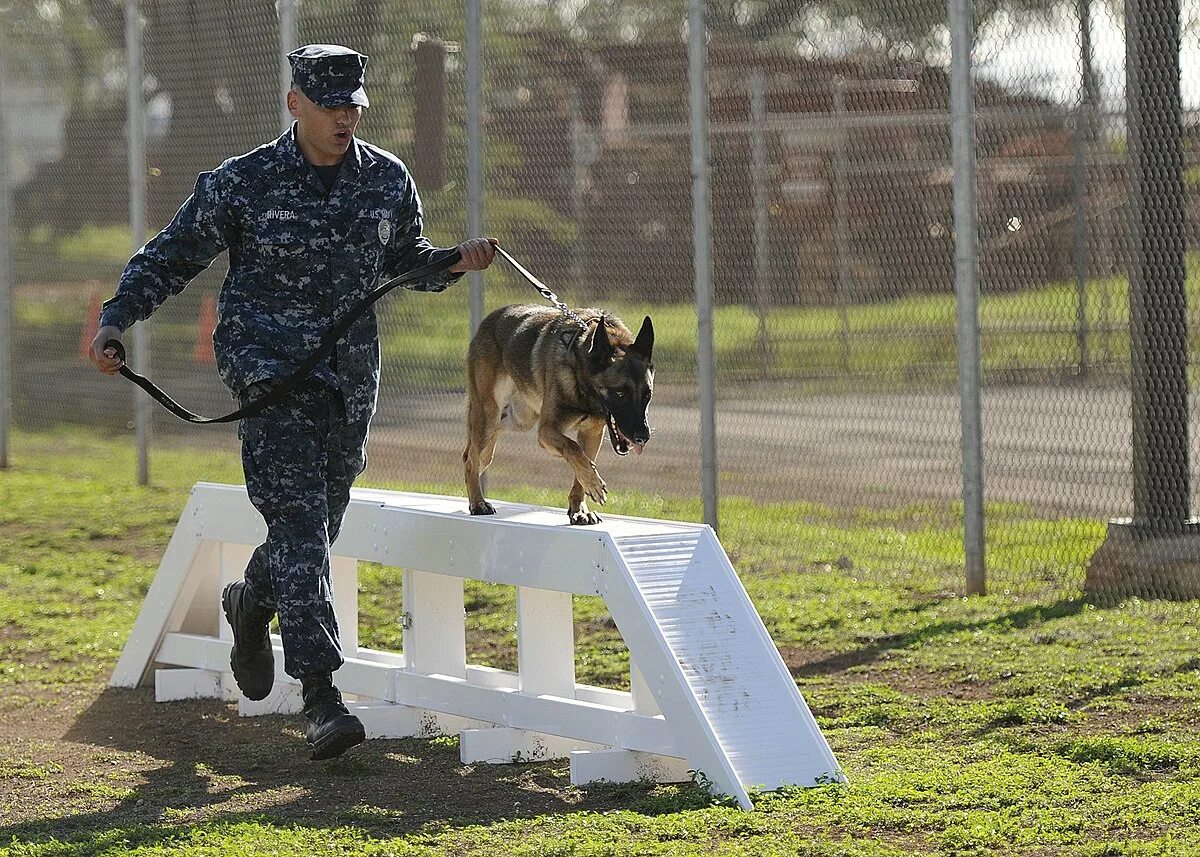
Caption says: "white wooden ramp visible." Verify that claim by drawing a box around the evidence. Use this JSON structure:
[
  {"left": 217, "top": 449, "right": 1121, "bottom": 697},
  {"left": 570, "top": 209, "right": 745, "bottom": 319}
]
[{"left": 111, "top": 482, "right": 842, "bottom": 808}]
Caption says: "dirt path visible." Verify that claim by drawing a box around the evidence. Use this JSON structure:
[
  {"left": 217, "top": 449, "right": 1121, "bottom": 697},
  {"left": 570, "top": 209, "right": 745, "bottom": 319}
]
[
  {"left": 22, "top": 339, "right": 1186, "bottom": 520},
  {"left": 361, "top": 383, "right": 1167, "bottom": 518}
]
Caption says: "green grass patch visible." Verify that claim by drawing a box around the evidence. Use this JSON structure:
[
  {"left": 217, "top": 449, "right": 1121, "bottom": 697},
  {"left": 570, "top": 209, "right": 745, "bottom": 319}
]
[
  {"left": 23, "top": 225, "right": 134, "bottom": 267},
  {"left": 19, "top": 254, "right": 1200, "bottom": 394},
  {"left": 374, "top": 265, "right": 1173, "bottom": 391},
  {"left": 4, "top": 428, "right": 1200, "bottom": 854},
  {"left": 1052, "top": 736, "right": 1200, "bottom": 775}
]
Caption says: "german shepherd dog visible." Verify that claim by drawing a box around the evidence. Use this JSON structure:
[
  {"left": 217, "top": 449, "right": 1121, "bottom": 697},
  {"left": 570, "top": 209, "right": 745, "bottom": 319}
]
[{"left": 464, "top": 304, "right": 654, "bottom": 525}]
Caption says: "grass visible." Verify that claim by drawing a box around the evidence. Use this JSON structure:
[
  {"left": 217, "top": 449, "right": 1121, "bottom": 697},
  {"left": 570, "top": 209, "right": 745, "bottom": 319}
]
[
  {"left": 376, "top": 263, "right": 1200, "bottom": 391},
  {"left": 17, "top": 254, "right": 1200, "bottom": 394},
  {"left": 23, "top": 226, "right": 136, "bottom": 267},
  {"left": 4, "top": 428, "right": 1200, "bottom": 854}
]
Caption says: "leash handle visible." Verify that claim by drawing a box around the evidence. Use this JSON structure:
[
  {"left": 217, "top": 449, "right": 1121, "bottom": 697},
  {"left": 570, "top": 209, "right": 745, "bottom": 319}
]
[{"left": 105, "top": 339, "right": 127, "bottom": 363}]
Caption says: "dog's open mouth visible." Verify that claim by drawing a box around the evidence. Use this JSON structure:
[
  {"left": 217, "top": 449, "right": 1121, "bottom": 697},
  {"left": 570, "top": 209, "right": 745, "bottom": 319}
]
[{"left": 607, "top": 415, "right": 645, "bottom": 457}]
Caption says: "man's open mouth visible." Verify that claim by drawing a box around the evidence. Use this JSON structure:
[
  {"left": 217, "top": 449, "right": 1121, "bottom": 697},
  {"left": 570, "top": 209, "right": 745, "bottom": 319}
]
[
  {"left": 607, "top": 414, "right": 645, "bottom": 456},
  {"left": 334, "top": 130, "right": 352, "bottom": 142}
]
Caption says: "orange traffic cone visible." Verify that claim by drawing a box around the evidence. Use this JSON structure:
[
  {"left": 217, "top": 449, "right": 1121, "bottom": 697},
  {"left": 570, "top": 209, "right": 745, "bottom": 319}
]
[
  {"left": 193, "top": 295, "right": 217, "bottom": 365},
  {"left": 78, "top": 290, "right": 101, "bottom": 360}
]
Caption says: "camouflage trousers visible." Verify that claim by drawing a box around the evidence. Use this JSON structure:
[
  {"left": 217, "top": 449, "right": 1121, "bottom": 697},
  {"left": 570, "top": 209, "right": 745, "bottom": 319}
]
[{"left": 237, "top": 380, "right": 369, "bottom": 679}]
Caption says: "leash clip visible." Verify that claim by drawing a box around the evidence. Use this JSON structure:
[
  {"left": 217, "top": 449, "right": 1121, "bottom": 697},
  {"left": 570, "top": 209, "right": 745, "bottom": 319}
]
[{"left": 494, "top": 245, "right": 588, "bottom": 333}]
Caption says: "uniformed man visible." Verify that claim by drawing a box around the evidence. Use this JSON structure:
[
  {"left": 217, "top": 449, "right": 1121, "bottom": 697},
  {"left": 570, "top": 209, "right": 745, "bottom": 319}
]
[{"left": 89, "top": 44, "right": 496, "bottom": 760}]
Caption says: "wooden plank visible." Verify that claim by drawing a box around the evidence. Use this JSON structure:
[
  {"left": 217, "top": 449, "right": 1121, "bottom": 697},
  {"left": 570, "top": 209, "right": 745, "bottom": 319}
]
[
  {"left": 154, "top": 668, "right": 221, "bottom": 702},
  {"left": 570, "top": 748, "right": 691, "bottom": 785},
  {"left": 155, "top": 633, "right": 680, "bottom": 756},
  {"left": 109, "top": 491, "right": 207, "bottom": 688},
  {"left": 332, "top": 555, "right": 359, "bottom": 657},
  {"left": 403, "top": 570, "right": 466, "bottom": 679},
  {"left": 516, "top": 587, "right": 575, "bottom": 697}
]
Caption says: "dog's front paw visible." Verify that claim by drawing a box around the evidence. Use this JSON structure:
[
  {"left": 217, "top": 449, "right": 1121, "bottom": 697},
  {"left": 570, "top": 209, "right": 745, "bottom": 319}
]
[
  {"left": 568, "top": 505, "right": 602, "bottom": 526},
  {"left": 469, "top": 501, "right": 496, "bottom": 516},
  {"left": 581, "top": 470, "right": 607, "bottom": 505}
]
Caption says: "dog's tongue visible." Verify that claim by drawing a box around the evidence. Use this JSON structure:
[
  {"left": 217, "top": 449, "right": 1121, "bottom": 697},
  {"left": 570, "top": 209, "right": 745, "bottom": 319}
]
[{"left": 632, "top": 442, "right": 645, "bottom": 456}]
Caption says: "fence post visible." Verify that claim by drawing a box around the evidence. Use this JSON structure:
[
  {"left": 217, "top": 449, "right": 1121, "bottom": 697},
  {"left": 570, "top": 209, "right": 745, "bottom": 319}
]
[
  {"left": 278, "top": 0, "right": 297, "bottom": 133},
  {"left": 1086, "top": 0, "right": 1194, "bottom": 598},
  {"left": 126, "top": 0, "right": 151, "bottom": 485},
  {"left": 466, "top": 0, "right": 485, "bottom": 339},
  {"left": 748, "top": 69, "right": 771, "bottom": 379},
  {"left": 948, "top": 0, "right": 986, "bottom": 594},
  {"left": 465, "top": 0, "right": 485, "bottom": 494},
  {"left": 832, "top": 76, "right": 852, "bottom": 373},
  {"left": 688, "top": 0, "right": 718, "bottom": 532},
  {"left": 1072, "top": 107, "right": 1089, "bottom": 377},
  {"left": 1127, "top": 0, "right": 1189, "bottom": 532},
  {"left": 0, "top": 21, "right": 10, "bottom": 470},
  {"left": 1072, "top": 0, "right": 1096, "bottom": 377},
  {"left": 569, "top": 86, "right": 585, "bottom": 290}
]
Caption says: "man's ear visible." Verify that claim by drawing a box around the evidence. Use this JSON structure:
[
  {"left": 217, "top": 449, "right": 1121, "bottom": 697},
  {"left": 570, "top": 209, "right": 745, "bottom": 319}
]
[{"left": 287, "top": 88, "right": 302, "bottom": 119}]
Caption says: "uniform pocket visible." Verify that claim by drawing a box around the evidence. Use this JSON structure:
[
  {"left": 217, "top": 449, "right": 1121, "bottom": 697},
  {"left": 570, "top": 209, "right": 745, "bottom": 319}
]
[
  {"left": 354, "top": 217, "right": 389, "bottom": 270},
  {"left": 248, "top": 222, "right": 310, "bottom": 298},
  {"left": 239, "top": 415, "right": 272, "bottom": 509},
  {"left": 253, "top": 221, "right": 306, "bottom": 254},
  {"left": 240, "top": 398, "right": 327, "bottom": 520}
]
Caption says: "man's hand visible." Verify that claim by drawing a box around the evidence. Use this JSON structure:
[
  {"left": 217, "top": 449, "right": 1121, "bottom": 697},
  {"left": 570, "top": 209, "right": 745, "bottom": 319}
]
[
  {"left": 89, "top": 325, "right": 125, "bottom": 376},
  {"left": 449, "top": 237, "right": 498, "bottom": 273}
]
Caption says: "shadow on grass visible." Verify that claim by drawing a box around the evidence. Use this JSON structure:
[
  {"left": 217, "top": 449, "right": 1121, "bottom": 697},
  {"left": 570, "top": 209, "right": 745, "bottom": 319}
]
[
  {"left": 787, "top": 598, "right": 1090, "bottom": 679},
  {"left": 1, "top": 687, "right": 709, "bottom": 848}
]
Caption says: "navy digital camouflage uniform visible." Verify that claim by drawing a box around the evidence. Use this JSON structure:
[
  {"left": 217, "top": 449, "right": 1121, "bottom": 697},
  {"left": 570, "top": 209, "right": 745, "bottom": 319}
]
[{"left": 100, "top": 48, "right": 460, "bottom": 679}]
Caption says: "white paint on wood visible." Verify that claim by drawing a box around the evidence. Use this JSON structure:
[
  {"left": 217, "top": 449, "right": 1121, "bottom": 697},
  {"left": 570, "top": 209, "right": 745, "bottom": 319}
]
[
  {"left": 569, "top": 747, "right": 692, "bottom": 786},
  {"left": 154, "top": 668, "right": 221, "bottom": 702},
  {"left": 113, "top": 483, "right": 842, "bottom": 809},
  {"left": 238, "top": 680, "right": 304, "bottom": 717},
  {"left": 332, "top": 555, "right": 359, "bottom": 657},
  {"left": 351, "top": 702, "right": 485, "bottom": 740},
  {"left": 516, "top": 587, "right": 575, "bottom": 697},
  {"left": 460, "top": 726, "right": 605, "bottom": 764}
]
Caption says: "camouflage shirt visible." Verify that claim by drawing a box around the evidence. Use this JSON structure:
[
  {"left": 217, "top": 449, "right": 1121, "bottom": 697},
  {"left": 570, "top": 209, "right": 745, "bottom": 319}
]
[{"left": 100, "top": 123, "right": 461, "bottom": 424}]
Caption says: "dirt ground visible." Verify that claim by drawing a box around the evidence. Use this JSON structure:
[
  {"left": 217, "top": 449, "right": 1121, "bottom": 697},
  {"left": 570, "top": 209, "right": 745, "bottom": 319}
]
[
  {"left": 128, "top": 379, "right": 1179, "bottom": 521},
  {"left": 360, "top": 382, "right": 1180, "bottom": 519},
  {"left": 0, "top": 678, "right": 640, "bottom": 842},
  {"left": 0, "top": 646, "right": 890, "bottom": 841},
  {"left": 19, "top": 324, "right": 1195, "bottom": 520}
]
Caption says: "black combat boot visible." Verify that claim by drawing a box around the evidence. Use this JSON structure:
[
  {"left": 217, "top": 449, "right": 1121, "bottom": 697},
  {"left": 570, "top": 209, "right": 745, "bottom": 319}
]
[
  {"left": 220, "top": 581, "right": 275, "bottom": 701},
  {"left": 301, "top": 673, "right": 365, "bottom": 761}
]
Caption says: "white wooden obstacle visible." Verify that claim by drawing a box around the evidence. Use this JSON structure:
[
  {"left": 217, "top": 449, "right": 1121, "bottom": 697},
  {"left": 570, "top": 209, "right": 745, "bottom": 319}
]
[{"left": 111, "top": 482, "right": 842, "bottom": 809}]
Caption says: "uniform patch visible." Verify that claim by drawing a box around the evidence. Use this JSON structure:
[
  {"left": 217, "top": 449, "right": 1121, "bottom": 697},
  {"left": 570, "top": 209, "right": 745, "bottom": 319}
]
[{"left": 378, "top": 218, "right": 392, "bottom": 245}]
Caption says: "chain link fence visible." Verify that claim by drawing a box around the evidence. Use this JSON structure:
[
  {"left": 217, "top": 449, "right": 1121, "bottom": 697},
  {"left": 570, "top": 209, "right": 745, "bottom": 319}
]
[{"left": 2, "top": 0, "right": 1198, "bottom": 599}]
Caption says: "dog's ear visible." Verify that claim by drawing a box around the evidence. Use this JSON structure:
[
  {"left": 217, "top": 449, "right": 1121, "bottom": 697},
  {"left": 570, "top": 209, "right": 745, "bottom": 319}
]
[
  {"left": 586, "top": 315, "right": 614, "bottom": 371},
  {"left": 630, "top": 316, "right": 654, "bottom": 362}
]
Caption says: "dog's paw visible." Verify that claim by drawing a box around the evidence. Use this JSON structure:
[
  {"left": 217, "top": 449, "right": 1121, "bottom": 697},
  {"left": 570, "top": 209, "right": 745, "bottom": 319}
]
[
  {"left": 581, "top": 471, "right": 607, "bottom": 505},
  {"left": 568, "top": 506, "right": 602, "bottom": 526},
  {"left": 469, "top": 501, "right": 496, "bottom": 516}
]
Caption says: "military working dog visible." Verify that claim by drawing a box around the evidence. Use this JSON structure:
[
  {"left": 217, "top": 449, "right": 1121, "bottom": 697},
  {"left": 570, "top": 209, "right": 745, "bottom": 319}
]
[{"left": 464, "top": 304, "right": 654, "bottom": 525}]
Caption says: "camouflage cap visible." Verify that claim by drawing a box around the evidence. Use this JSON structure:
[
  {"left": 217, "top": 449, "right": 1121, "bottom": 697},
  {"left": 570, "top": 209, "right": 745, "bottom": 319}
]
[{"left": 288, "top": 44, "right": 370, "bottom": 108}]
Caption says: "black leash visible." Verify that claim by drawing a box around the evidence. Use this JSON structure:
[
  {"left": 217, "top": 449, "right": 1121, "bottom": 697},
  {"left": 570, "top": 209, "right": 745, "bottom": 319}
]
[
  {"left": 106, "top": 248, "right": 462, "bottom": 424},
  {"left": 107, "top": 244, "right": 587, "bottom": 425}
]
